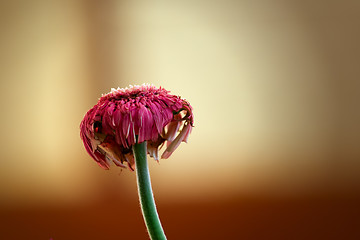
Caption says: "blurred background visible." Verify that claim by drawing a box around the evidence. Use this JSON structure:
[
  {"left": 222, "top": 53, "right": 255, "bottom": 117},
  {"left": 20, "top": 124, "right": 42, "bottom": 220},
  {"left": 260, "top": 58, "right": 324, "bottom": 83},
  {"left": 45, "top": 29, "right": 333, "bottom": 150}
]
[{"left": 0, "top": 0, "right": 359, "bottom": 239}]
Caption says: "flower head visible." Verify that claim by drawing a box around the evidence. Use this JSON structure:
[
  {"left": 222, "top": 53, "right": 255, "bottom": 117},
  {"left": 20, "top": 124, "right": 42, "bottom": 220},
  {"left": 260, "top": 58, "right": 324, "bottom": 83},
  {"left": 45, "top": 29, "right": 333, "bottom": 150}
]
[{"left": 80, "top": 84, "right": 193, "bottom": 170}]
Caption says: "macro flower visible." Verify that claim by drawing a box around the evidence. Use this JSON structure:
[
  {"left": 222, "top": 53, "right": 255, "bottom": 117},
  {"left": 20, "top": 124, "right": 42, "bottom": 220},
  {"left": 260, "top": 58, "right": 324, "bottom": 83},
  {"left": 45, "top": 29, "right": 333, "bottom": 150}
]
[{"left": 80, "top": 84, "right": 194, "bottom": 170}]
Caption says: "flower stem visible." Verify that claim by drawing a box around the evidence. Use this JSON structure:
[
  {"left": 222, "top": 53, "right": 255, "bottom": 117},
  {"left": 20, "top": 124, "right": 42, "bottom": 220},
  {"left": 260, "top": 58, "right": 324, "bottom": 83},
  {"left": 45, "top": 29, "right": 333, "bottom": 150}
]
[{"left": 133, "top": 141, "right": 167, "bottom": 240}]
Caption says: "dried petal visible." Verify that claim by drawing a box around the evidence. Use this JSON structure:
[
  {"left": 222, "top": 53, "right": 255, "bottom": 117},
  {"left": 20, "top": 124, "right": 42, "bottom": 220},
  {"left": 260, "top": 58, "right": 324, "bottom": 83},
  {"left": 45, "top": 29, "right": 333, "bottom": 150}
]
[{"left": 162, "top": 123, "right": 192, "bottom": 159}]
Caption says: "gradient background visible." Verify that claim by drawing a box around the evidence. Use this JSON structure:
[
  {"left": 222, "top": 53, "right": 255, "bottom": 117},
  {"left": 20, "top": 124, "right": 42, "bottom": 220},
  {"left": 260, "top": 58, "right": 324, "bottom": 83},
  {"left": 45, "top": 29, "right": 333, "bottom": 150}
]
[{"left": 1, "top": 0, "right": 359, "bottom": 239}]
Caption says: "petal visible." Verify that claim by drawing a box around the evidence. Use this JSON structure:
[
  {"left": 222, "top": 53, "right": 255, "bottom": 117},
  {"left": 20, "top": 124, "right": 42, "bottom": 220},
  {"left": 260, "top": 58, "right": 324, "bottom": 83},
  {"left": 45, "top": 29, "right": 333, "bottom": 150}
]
[
  {"left": 98, "top": 141, "right": 127, "bottom": 168},
  {"left": 148, "top": 102, "right": 163, "bottom": 134},
  {"left": 127, "top": 122, "right": 136, "bottom": 146},
  {"left": 102, "top": 113, "right": 113, "bottom": 135},
  {"left": 182, "top": 122, "right": 192, "bottom": 143},
  {"left": 113, "top": 106, "right": 122, "bottom": 127},
  {"left": 161, "top": 123, "right": 191, "bottom": 159},
  {"left": 107, "top": 102, "right": 116, "bottom": 115},
  {"left": 147, "top": 144, "right": 159, "bottom": 161},
  {"left": 90, "top": 138, "right": 101, "bottom": 152},
  {"left": 165, "top": 114, "right": 182, "bottom": 143},
  {"left": 124, "top": 153, "right": 135, "bottom": 171},
  {"left": 143, "top": 107, "right": 154, "bottom": 140},
  {"left": 121, "top": 113, "right": 131, "bottom": 138},
  {"left": 94, "top": 150, "right": 110, "bottom": 169}
]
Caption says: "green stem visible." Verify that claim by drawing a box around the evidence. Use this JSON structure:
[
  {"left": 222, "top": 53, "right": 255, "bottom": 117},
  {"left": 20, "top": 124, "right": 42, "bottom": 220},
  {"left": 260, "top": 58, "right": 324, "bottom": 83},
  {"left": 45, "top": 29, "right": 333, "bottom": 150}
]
[{"left": 133, "top": 141, "right": 167, "bottom": 240}]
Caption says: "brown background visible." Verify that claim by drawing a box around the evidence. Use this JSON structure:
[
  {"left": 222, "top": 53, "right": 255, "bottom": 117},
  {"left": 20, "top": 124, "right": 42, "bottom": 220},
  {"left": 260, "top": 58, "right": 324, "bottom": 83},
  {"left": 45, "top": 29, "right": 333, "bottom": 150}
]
[{"left": 0, "top": 0, "right": 359, "bottom": 239}]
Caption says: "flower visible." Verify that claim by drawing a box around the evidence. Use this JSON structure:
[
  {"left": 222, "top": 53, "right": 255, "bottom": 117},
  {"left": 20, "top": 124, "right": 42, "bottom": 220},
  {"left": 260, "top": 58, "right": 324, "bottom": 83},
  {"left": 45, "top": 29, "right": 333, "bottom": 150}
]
[{"left": 80, "top": 84, "right": 194, "bottom": 170}]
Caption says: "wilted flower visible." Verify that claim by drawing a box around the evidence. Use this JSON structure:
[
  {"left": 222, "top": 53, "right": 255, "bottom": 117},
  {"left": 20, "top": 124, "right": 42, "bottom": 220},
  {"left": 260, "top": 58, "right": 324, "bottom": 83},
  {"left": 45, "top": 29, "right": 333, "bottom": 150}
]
[{"left": 80, "top": 84, "right": 193, "bottom": 170}]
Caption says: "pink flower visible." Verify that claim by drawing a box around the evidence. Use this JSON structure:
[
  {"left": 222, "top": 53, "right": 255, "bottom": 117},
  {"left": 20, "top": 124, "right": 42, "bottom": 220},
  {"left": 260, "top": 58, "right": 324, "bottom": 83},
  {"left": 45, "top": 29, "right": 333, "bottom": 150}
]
[{"left": 80, "top": 84, "right": 194, "bottom": 170}]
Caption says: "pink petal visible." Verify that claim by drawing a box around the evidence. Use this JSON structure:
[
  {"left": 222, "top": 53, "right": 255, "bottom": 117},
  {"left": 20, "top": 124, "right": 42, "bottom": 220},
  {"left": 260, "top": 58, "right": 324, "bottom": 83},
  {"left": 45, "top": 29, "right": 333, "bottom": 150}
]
[
  {"left": 113, "top": 106, "right": 122, "bottom": 127},
  {"left": 148, "top": 102, "right": 163, "bottom": 134}
]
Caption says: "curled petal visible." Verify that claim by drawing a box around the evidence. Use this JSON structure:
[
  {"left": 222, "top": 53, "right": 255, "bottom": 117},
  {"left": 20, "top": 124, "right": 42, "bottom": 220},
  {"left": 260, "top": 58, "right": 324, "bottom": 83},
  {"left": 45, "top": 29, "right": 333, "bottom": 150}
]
[
  {"left": 162, "top": 123, "right": 192, "bottom": 159},
  {"left": 164, "top": 114, "right": 182, "bottom": 144}
]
